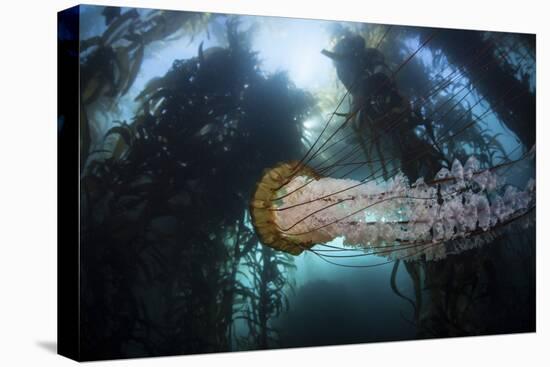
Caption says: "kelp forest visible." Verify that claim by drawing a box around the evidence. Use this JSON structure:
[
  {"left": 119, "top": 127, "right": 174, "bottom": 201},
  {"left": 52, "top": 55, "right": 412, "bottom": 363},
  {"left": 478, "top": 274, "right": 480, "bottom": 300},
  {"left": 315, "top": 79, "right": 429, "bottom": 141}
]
[{"left": 58, "top": 5, "right": 536, "bottom": 360}]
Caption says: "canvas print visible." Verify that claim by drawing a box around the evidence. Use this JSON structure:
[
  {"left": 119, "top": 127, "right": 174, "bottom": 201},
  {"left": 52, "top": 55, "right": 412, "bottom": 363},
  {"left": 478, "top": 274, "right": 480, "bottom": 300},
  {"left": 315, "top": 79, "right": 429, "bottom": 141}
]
[{"left": 58, "top": 4, "right": 536, "bottom": 361}]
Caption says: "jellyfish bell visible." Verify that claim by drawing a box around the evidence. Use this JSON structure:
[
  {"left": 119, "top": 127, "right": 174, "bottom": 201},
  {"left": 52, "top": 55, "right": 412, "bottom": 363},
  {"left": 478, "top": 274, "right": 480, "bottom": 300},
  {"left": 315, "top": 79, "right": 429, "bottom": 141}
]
[
  {"left": 250, "top": 156, "right": 535, "bottom": 263},
  {"left": 250, "top": 161, "right": 321, "bottom": 255}
]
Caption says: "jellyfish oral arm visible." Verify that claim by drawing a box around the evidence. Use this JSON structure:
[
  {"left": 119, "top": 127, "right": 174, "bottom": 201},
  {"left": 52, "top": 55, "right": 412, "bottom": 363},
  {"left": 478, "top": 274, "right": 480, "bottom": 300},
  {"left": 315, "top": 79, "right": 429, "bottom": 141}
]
[{"left": 250, "top": 159, "right": 535, "bottom": 261}]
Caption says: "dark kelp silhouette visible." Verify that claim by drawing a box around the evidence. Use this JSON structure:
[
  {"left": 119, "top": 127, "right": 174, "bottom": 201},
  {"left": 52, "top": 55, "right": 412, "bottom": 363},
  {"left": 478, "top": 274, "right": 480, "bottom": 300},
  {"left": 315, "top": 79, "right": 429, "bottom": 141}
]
[{"left": 80, "top": 17, "right": 313, "bottom": 358}]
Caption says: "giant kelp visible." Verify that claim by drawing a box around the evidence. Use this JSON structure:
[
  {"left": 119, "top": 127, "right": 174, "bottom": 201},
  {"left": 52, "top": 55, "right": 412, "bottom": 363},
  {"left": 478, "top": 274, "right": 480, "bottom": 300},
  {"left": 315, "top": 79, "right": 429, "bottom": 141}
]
[
  {"left": 79, "top": 7, "right": 211, "bottom": 171},
  {"left": 80, "top": 16, "right": 314, "bottom": 359}
]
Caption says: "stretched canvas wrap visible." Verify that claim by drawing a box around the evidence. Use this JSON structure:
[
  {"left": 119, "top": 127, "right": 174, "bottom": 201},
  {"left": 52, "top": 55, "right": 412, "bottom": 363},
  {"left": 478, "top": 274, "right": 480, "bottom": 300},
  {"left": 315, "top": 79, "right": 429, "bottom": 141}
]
[{"left": 58, "top": 4, "right": 536, "bottom": 362}]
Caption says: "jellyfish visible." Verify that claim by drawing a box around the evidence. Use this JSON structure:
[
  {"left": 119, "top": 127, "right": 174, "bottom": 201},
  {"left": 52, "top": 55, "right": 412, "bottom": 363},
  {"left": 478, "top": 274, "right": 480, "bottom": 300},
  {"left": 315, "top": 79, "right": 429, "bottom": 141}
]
[
  {"left": 250, "top": 154, "right": 535, "bottom": 265},
  {"left": 249, "top": 29, "right": 536, "bottom": 267}
]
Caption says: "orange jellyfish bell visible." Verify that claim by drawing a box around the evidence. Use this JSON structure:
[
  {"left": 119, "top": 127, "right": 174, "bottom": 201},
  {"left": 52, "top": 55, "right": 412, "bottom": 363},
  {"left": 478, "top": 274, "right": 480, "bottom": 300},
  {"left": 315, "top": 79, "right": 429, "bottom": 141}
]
[{"left": 250, "top": 161, "right": 322, "bottom": 255}]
